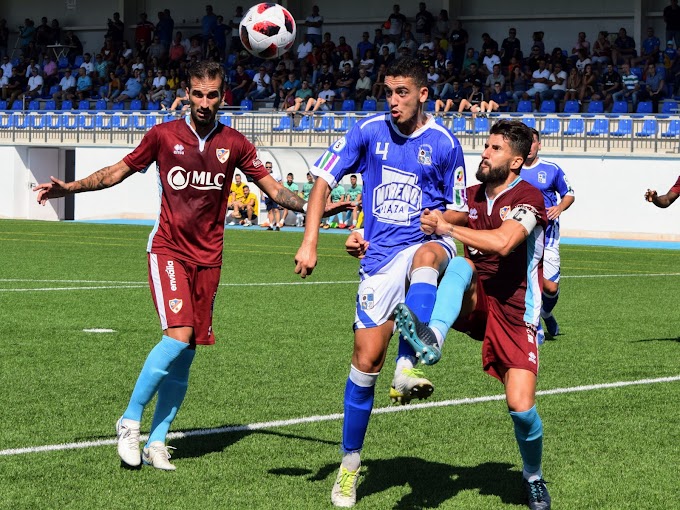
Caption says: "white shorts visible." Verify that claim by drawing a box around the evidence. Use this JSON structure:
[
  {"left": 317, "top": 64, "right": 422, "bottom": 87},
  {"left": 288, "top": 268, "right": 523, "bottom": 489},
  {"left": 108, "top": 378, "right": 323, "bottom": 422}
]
[
  {"left": 354, "top": 238, "right": 457, "bottom": 329},
  {"left": 543, "top": 243, "right": 560, "bottom": 283}
]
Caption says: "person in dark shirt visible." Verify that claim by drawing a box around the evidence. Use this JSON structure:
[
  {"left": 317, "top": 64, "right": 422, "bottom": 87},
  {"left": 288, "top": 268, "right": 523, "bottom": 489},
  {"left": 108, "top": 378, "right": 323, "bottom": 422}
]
[{"left": 500, "top": 27, "right": 522, "bottom": 66}]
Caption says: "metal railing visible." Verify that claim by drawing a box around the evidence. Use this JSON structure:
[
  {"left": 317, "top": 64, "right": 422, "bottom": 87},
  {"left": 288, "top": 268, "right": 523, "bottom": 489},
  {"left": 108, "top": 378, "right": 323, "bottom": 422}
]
[{"left": 0, "top": 111, "right": 679, "bottom": 154}]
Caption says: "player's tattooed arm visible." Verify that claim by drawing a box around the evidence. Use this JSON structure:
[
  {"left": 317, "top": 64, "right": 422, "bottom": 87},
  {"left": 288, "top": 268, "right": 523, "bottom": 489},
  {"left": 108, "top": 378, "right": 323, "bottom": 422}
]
[{"left": 274, "top": 186, "right": 306, "bottom": 212}]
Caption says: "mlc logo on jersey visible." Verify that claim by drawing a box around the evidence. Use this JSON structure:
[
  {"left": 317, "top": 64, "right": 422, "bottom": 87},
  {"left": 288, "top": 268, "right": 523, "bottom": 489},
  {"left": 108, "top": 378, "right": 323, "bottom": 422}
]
[
  {"left": 167, "top": 165, "right": 226, "bottom": 191},
  {"left": 216, "top": 148, "right": 230, "bottom": 163},
  {"left": 372, "top": 166, "right": 422, "bottom": 225}
]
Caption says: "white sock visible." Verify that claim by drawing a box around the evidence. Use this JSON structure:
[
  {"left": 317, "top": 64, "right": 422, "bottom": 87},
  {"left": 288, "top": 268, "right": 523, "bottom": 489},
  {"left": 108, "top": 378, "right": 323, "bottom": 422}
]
[
  {"left": 395, "top": 356, "right": 415, "bottom": 374},
  {"left": 341, "top": 451, "right": 361, "bottom": 471},
  {"left": 523, "top": 469, "right": 542, "bottom": 483}
]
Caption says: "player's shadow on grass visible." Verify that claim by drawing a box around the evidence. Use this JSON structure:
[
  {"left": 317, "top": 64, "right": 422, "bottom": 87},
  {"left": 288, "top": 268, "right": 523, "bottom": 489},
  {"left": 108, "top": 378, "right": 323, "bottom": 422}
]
[
  {"left": 270, "top": 457, "right": 523, "bottom": 509},
  {"left": 170, "top": 427, "right": 336, "bottom": 460},
  {"left": 633, "top": 336, "right": 680, "bottom": 343}
]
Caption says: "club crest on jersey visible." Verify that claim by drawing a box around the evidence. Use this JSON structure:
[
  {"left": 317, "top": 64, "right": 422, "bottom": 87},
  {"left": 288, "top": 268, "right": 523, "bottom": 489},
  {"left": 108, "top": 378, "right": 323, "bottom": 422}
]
[
  {"left": 173, "top": 144, "right": 184, "bottom": 155},
  {"left": 538, "top": 171, "right": 547, "bottom": 184},
  {"left": 216, "top": 148, "right": 230, "bottom": 164},
  {"left": 499, "top": 206, "right": 511, "bottom": 220},
  {"left": 372, "top": 166, "right": 422, "bottom": 225},
  {"left": 168, "top": 299, "right": 183, "bottom": 314},
  {"left": 417, "top": 145, "right": 432, "bottom": 165},
  {"left": 359, "top": 288, "right": 375, "bottom": 310},
  {"left": 469, "top": 208, "right": 478, "bottom": 220}
]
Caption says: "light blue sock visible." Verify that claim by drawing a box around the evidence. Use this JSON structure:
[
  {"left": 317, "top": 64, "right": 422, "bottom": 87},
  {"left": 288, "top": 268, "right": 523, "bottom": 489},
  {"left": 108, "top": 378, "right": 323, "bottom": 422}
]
[
  {"left": 146, "top": 348, "right": 196, "bottom": 446},
  {"left": 122, "top": 335, "right": 189, "bottom": 422},
  {"left": 342, "top": 365, "right": 378, "bottom": 453},
  {"left": 510, "top": 405, "right": 544, "bottom": 478},
  {"left": 429, "top": 257, "right": 473, "bottom": 342},
  {"left": 397, "top": 267, "right": 439, "bottom": 361}
]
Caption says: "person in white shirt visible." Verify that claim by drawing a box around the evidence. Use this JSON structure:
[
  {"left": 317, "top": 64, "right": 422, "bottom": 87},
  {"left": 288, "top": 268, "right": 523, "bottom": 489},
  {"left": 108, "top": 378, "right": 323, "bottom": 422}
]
[
  {"left": 482, "top": 47, "right": 501, "bottom": 74},
  {"left": 547, "top": 62, "right": 567, "bottom": 103},
  {"left": 0, "top": 68, "right": 8, "bottom": 90},
  {"left": 304, "top": 80, "right": 336, "bottom": 112},
  {"left": 52, "top": 68, "right": 76, "bottom": 100},
  {"left": 79, "top": 53, "right": 95, "bottom": 75},
  {"left": 246, "top": 66, "right": 272, "bottom": 100},
  {"left": 149, "top": 69, "right": 168, "bottom": 102},
  {"left": 296, "top": 34, "right": 313, "bottom": 60},
  {"left": 22, "top": 67, "right": 44, "bottom": 99},
  {"left": 304, "top": 5, "right": 323, "bottom": 47},
  {"left": 0, "top": 56, "right": 13, "bottom": 79},
  {"left": 523, "top": 58, "right": 551, "bottom": 110}
]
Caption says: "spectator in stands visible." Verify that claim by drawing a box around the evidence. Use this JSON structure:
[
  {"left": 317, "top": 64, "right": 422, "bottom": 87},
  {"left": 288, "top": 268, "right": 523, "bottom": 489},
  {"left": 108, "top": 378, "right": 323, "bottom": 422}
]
[
  {"left": 117, "top": 68, "right": 143, "bottom": 102},
  {"left": 524, "top": 57, "right": 551, "bottom": 111},
  {"left": 52, "top": 68, "right": 75, "bottom": 101},
  {"left": 414, "top": 2, "right": 434, "bottom": 44},
  {"left": 484, "top": 63, "right": 505, "bottom": 96},
  {"left": 548, "top": 47, "right": 567, "bottom": 72},
  {"left": 156, "top": 10, "right": 174, "bottom": 52},
  {"left": 230, "top": 64, "right": 251, "bottom": 106},
  {"left": 335, "top": 36, "right": 353, "bottom": 61},
  {"left": 571, "top": 32, "right": 590, "bottom": 61},
  {"left": 638, "top": 62, "right": 666, "bottom": 112},
  {"left": 167, "top": 79, "right": 189, "bottom": 111},
  {"left": 286, "top": 79, "right": 314, "bottom": 111},
  {"left": 612, "top": 62, "right": 639, "bottom": 108},
  {"left": 229, "top": 6, "right": 244, "bottom": 52},
  {"left": 0, "top": 56, "right": 10, "bottom": 79},
  {"left": 371, "top": 63, "right": 387, "bottom": 100},
  {"left": 214, "top": 16, "right": 230, "bottom": 58},
  {"left": 201, "top": 5, "right": 217, "bottom": 51},
  {"left": 510, "top": 65, "right": 529, "bottom": 104},
  {"left": 574, "top": 49, "right": 592, "bottom": 73},
  {"left": 462, "top": 61, "right": 484, "bottom": 91},
  {"left": 434, "top": 79, "right": 465, "bottom": 113},
  {"left": 481, "top": 32, "right": 499, "bottom": 54},
  {"left": 322, "top": 180, "right": 346, "bottom": 229},
  {"left": 546, "top": 62, "right": 567, "bottom": 105},
  {"left": 304, "top": 79, "right": 336, "bottom": 112},
  {"left": 461, "top": 47, "right": 477, "bottom": 73},
  {"left": 4, "top": 67, "right": 25, "bottom": 103},
  {"left": 246, "top": 65, "right": 272, "bottom": 101},
  {"left": 563, "top": 67, "right": 583, "bottom": 103},
  {"left": 134, "top": 13, "right": 155, "bottom": 55},
  {"left": 21, "top": 66, "right": 43, "bottom": 100},
  {"left": 304, "top": 5, "right": 323, "bottom": 47},
  {"left": 168, "top": 32, "right": 186, "bottom": 68},
  {"left": 313, "top": 63, "right": 333, "bottom": 92},
  {"left": 354, "top": 67, "right": 372, "bottom": 104},
  {"left": 525, "top": 45, "right": 543, "bottom": 72},
  {"left": 664, "top": 0, "right": 680, "bottom": 48},
  {"left": 280, "top": 173, "right": 301, "bottom": 227},
  {"left": 632, "top": 27, "right": 661, "bottom": 68},
  {"left": 481, "top": 47, "right": 501, "bottom": 75},
  {"left": 432, "top": 9, "right": 450, "bottom": 42},
  {"left": 578, "top": 63, "right": 598, "bottom": 102},
  {"left": 106, "top": 12, "right": 125, "bottom": 51},
  {"left": 532, "top": 31, "right": 545, "bottom": 56},
  {"left": 377, "top": 44, "right": 396, "bottom": 69},
  {"left": 64, "top": 31, "right": 83, "bottom": 65},
  {"left": 147, "top": 36, "right": 165, "bottom": 64},
  {"left": 51, "top": 19, "right": 62, "bottom": 45},
  {"left": 71, "top": 66, "right": 92, "bottom": 101},
  {"left": 356, "top": 32, "right": 374, "bottom": 61},
  {"left": 276, "top": 71, "right": 300, "bottom": 110},
  {"left": 359, "top": 49, "right": 376, "bottom": 77},
  {"left": 447, "top": 19, "right": 468, "bottom": 71},
  {"left": 500, "top": 27, "right": 522, "bottom": 66},
  {"left": 612, "top": 27, "right": 637, "bottom": 65},
  {"left": 226, "top": 173, "right": 248, "bottom": 225},
  {"left": 35, "top": 17, "right": 52, "bottom": 54},
  {"left": 342, "top": 174, "right": 363, "bottom": 229},
  {"left": 79, "top": 53, "right": 94, "bottom": 76},
  {"left": 339, "top": 51, "right": 354, "bottom": 71},
  {"left": 321, "top": 32, "right": 336, "bottom": 56},
  {"left": 18, "top": 19, "right": 36, "bottom": 56},
  {"left": 398, "top": 31, "right": 418, "bottom": 58},
  {"left": 591, "top": 31, "right": 612, "bottom": 68},
  {"left": 102, "top": 70, "right": 122, "bottom": 101},
  {"left": 487, "top": 81, "right": 510, "bottom": 112},
  {"left": 101, "top": 39, "right": 116, "bottom": 63},
  {"left": 237, "top": 185, "right": 257, "bottom": 227},
  {"left": 301, "top": 172, "right": 314, "bottom": 225},
  {"left": 458, "top": 79, "right": 484, "bottom": 115},
  {"left": 119, "top": 40, "right": 133, "bottom": 61},
  {"left": 335, "top": 62, "right": 356, "bottom": 101},
  {"left": 0, "top": 68, "right": 7, "bottom": 97},
  {"left": 597, "top": 63, "right": 621, "bottom": 111},
  {"left": 42, "top": 54, "right": 58, "bottom": 88},
  {"left": 166, "top": 68, "right": 179, "bottom": 90},
  {"left": 387, "top": 5, "right": 407, "bottom": 45},
  {"left": 92, "top": 54, "right": 109, "bottom": 93},
  {"left": 434, "top": 60, "right": 458, "bottom": 99},
  {"left": 297, "top": 34, "right": 313, "bottom": 61},
  {"left": 148, "top": 68, "right": 167, "bottom": 102}
]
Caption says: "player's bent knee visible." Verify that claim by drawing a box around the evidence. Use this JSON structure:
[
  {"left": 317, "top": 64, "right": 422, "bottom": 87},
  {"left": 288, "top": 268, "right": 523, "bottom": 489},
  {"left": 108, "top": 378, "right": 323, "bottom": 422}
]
[{"left": 411, "top": 242, "right": 449, "bottom": 270}]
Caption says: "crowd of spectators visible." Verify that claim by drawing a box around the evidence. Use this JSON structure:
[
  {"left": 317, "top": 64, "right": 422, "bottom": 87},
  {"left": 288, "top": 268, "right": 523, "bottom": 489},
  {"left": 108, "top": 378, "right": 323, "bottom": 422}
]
[{"left": 2, "top": 2, "right": 680, "bottom": 114}]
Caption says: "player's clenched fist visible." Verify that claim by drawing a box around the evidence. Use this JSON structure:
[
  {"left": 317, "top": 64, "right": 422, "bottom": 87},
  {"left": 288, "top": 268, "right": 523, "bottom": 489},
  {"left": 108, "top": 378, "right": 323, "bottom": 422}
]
[
  {"left": 420, "top": 209, "right": 447, "bottom": 235},
  {"left": 345, "top": 230, "right": 369, "bottom": 259},
  {"left": 294, "top": 243, "right": 317, "bottom": 279},
  {"left": 644, "top": 189, "right": 657, "bottom": 202}
]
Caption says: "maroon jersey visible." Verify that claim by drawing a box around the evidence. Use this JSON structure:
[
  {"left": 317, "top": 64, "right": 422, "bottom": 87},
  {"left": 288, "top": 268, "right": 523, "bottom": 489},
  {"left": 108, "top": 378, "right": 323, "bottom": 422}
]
[
  {"left": 124, "top": 118, "right": 269, "bottom": 267},
  {"left": 671, "top": 175, "right": 680, "bottom": 194},
  {"left": 465, "top": 177, "right": 548, "bottom": 325}
]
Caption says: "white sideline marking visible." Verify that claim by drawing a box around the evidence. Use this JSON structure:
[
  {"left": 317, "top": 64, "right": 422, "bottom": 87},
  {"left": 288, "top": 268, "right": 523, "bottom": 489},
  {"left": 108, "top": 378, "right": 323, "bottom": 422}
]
[
  {"left": 82, "top": 329, "right": 116, "bottom": 333},
  {"left": 1, "top": 375, "right": 678, "bottom": 457},
  {"left": 1, "top": 273, "right": 679, "bottom": 293}
]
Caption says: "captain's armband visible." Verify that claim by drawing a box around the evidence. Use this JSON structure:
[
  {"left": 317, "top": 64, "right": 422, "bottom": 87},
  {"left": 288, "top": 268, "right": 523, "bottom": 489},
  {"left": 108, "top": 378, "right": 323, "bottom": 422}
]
[{"left": 505, "top": 205, "right": 539, "bottom": 234}]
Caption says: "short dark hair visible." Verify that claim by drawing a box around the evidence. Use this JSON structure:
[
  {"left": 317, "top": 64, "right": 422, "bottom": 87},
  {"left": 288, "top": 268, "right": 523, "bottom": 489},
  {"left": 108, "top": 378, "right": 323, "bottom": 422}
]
[
  {"left": 530, "top": 127, "right": 540, "bottom": 141},
  {"left": 489, "top": 120, "right": 533, "bottom": 164},
  {"left": 385, "top": 56, "right": 427, "bottom": 88},
  {"left": 187, "top": 60, "right": 224, "bottom": 89}
]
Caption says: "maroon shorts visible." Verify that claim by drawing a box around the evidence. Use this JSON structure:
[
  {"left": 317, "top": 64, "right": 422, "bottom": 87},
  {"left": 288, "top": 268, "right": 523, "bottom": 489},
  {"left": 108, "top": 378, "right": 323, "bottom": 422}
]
[
  {"left": 147, "top": 253, "right": 221, "bottom": 345},
  {"left": 453, "top": 279, "right": 539, "bottom": 382}
]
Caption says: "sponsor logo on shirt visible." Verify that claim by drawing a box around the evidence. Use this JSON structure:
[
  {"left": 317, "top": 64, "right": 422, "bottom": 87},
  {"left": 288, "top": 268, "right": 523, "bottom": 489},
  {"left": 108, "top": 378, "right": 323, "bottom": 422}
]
[
  {"left": 332, "top": 137, "right": 346, "bottom": 152},
  {"left": 216, "top": 148, "right": 230, "bottom": 163},
  {"left": 528, "top": 351, "right": 537, "bottom": 365},
  {"left": 173, "top": 144, "right": 185, "bottom": 155},
  {"left": 360, "top": 288, "right": 375, "bottom": 310},
  {"left": 372, "top": 166, "right": 422, "bottom": 226},
  {"left": 454, "top": 166, "right": 465, "bottom": 189},
  {"left": 167, "top": 165, "right": 226, "bottom": 191},
  {"left": 318, "top": 150, "right": 340, "bottom": 173},
  {"left": 499, "top": 205, "right": 511, "bottom": 220},
  {"left": 168, "top": 298, "right": 183, "bottom": 314},
  {"left": 252, "top": 158, "right": 263, "bottom": 168},
  {"left": 469, "top": 207, "right": 478, "bottom": 220},
  {"left": 165, "top": 260, "right": 177, "bottom": 291},
  {"left": 538, "top": 171, "right": 547, "bottom": 184},
  {"left": 417, "top": 145, "right": 432, "bottom": 165}
]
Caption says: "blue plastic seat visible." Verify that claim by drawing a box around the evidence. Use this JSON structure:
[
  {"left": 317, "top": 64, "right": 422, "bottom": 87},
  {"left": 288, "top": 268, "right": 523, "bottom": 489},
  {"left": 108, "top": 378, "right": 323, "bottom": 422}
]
[
  {"left": 516, "top": 100, "right": 533, "bottom": 113},
  {"left": 466, "top": 116, "right": 489, "bottom": 133},
  {"left": 57, "top": 56, "right": 69, "bottom": 69},
  {"left": 520, "top": 116, "right": 536, "bottom": 129},
  {"left": 218, "top": 113, "right": 231, "bottom": 127},
  {"left": 95, "top": 114, "right": 112, "bottom": 130},
  {"left": 636, "top": 101, "right": 653, "bottom": 114},
  {"left": 0, "top": 100, "right": 6, "bottom": 110},
  {"left": 28, "top": 100, "right": 40, "bottom": 111},
  {"left": 129, "top": 99, "right": 143, "bottom": 110},
  {"left": 79, "top": 114, "right": 95, "bottom": 129},
  {"left": 564, "top": 118, "right": 585, "bottom": 135},
  {"left": 611, "top": 119, "right": 633, "bottom": 136},
  {"left": 334, "top": 114, "right": 355, "bottom": 132},
  {"left": 73, "top": 55, "right": 84, "bottom": 67},
  {"left": 630, "top": 66, "right": 643, "bottom": 79},
  {"left": 635, "top": 119, "right": 657, "bottom": 137},
  {"left": 586, "top": 118, "right": 609, "bottom": 136},
  {"left": 661, "top": 101, "right": 678, "bottom": 114},
  {"left": 563, "top": 100, "right": 580, "bottom": 114},
  {"left": 425, "top": 99, "right": 435, "bottom": 112},
  {"left": 225, "top": 53, "right": 237, "bottom": 69},
  {"left": 11, "top": 100, "right": 23, "bottom": 110},
  {"left": 661, "top": 119, "right": 680, "bottom": 137},
  {"left": 362, "top": 98, "right": 377, "bottom": 111},
  {"left": 0, "top": 113, "right": 15, "bottom": 128},
  {"left": 132, "top": 114, "right": 148, "bottom": 130},
  {"left": 47, "top": 85, "right": 60, "bottom": 97},
  {"left": 60, "top": 100, "right": 73, "bottom": 111},
  {"left": 313, "top": 113, "right": 334, "bottom": 132},
  {"left": 273, "top": 115, "right": 292, "bottom": 131},
  {"left": 341, "top": 99, "right": 355, "bottom": 111},
  {"left": 60, "top": 114, "right": 78, "bottom": 129},
  {"left": 147, "top": 100, "right": 160, "bottom": 111},
  {"left": 95, "top": 99, "right": 107, "bottom": 110},
  {"left": 539, "top": 117, "right": 560, "bottom": 135},
  {"left": 111, "top": 101, "right": 125, "bottom": 110},
  {"left": 240, "top": 99, "right": 253, "bottom": 111},
  {"left": 77, "top": 100, "right": 90, "bottom": 111},
  {"left": 451, "top": 116, "right": 467, "bottom": 133},
  {"left": 245, "top": 69, "right": 256, "bottom": 79},
  {"left": 44, "top": 99, "right": 57, "bottom": 110},
  {"left": 293, "top": 115, "right": 313, "bottom": 131},
  {"left": 539, "top": 100, "right": 556, "bottom": 113},
  {"left": 612, "top": 101, "right": 629, "bottom": 114},
  {"left": 587, "top": 100, "right": 604, "bottom": 114},
  {"left": 40, "top": 113, "right": 60, "bottom": 129}
]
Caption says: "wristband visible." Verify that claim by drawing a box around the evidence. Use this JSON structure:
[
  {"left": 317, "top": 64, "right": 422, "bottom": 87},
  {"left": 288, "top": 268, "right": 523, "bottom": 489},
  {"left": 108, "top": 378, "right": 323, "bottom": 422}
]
[{"left": 303, "top": 202, "right": 308, "bottom": 213}]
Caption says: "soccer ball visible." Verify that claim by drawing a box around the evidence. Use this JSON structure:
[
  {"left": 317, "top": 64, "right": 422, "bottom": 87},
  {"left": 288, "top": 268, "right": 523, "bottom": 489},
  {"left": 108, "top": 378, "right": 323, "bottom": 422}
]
[{"left": 239, "top": 3, "right": 296, "bottom": 59}]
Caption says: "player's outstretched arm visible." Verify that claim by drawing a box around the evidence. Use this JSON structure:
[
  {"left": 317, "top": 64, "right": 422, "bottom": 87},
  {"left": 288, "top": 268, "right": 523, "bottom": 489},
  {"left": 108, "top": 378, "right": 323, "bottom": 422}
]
[
  {"left": 645, "top": 188, "right": 679, "bottom": 208},
  {"left": 33, "top": 160, "right": 135, "bottom": 205},
  {"left": 295, "top": 178, "right": 330, "bottom": 278},
  {"left": 258, "top": 174, "right": 307, "bottom": 212}
]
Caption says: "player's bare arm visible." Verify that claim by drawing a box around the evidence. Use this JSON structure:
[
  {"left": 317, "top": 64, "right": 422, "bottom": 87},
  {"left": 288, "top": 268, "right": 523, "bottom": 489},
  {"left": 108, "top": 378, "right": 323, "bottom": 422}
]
[
  {"left": 421, "top": 208, "right": 531, "bottom": 257},
  {"left": 645, "top": 188, "right": 679, "bottom": 208},
  {"left": 547, "top": 194, "right": 575, "bottom": 220},
  {"left": 443, "top": 210, "right": 469, "bottom": 227},
  {"left": 295, "top": 178, "right": 330, "bottom": 278},
  {"left": 34, "top": 160, "right": 135, "bottom": 205}
]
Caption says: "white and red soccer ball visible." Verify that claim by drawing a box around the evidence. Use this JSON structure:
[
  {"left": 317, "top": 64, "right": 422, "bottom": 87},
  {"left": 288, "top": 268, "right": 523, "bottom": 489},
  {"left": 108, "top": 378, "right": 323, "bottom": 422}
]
[{"left": 239, "top": 3, "right": 296, "bottom": 59}]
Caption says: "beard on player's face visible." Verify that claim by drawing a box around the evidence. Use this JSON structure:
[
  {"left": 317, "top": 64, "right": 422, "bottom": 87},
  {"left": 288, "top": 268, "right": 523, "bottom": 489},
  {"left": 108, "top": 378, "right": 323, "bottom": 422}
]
[{"left": 476, "top": 160, "right": 511, "bottom": 184}]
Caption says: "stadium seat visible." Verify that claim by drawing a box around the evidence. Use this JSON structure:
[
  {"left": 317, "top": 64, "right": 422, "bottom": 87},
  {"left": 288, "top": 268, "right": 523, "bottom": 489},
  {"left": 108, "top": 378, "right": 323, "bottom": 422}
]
[
  {"left": 95, "top": 114, "right": 112, "bottom": 130},
  {"left": 218, "top": 113, "right": 232, "bottom": 127},
  {"left": 334, "top": 114, "right": 355, "bottom": 132},
  {"left": 587, "top": 100, "right": 604, "bottom": 114},
  {"left": 129, "top": 99, "right": 143, "bottom": 110},
  {"left": 78, "top": 114, "right": 96, "bottom": 129},
  {"left": 450, "top": 116, "right": 467, "bottom": 133},
  {"left": 466, "top": 116, "right": 489, "bottom": 134},
  {"left": 630, "top": 66, "right": 643, "bottom": 79},
  {"left": 539, "top": 117, "right": 560, "bottom": 135},
  {"left": 60, "top": 100, "right": 73, "bottom": 111},
  {"left": 636, "top": 101, "right": 653, "bottom": 114},
  {"left": 73, "top": 55, "right": 84, "bottom": 67},
  {"left": 0, "top": 100, "right": 6, "bottom": 110},
  {"left": 564, "top": 118, "right": 585, "bottom": 135},
  {"left": 661, "top": 119, "right": 680, "bottom": 137},
  {"left": 14, "top": 113, "right": 29, "bottom": 129},
  {"left": 225, "top": 53, "right": 237, "bottom": 69},
  {"left": 163, "top": 113, "right": 176, "bottom": 123},
  {"left": 77, "top": 100, "right": 90, "bottom": 111},
  {"left": 562, "top": 100, "right": 580, "bottom": 114},
  {"left": 539, "top": 100, "right": 556, "bottom": 113},
  {"left": 47, "top": 85, "right": 60, "bottom": 98},
  {"left": 520, "top": 116, "right": 536, "bottom": 129},
  {"left": 586, "top": 118, "right": 609, "bottom": 136},
  {"left": 147, "top": 100, "right": 160, "bottom": 111},
  {"left": 661, "top": 101, "right": 678, "bottom": 114},
  {"left": 635, "top": 119, "right": 657, "bottom": 137},
  {"left": 293, "top": 115, "right": 313, "bottom": 131},
  {"left": 245, "top": 69, "right": 256, "bottom": 78},
  {"left": 110, "top": 115, "right": 127, "bottom": 130},
  {"left": 11, "top": 100, "right": 23, "bottom": 110},
  {"left": 240, "top": 99, "right": 253, "bottom": 111},
  {"left": 132, "top": 114, "right": 154, "bottom": 130},
  {"left": 57, "top": 56, "right": 69, "bottom": 69},
  {"left": 273, "top": 115, "right": 292, "bottom": 131},
  {"left": 612, "top": 101, "right": 629, "bottom": 114},
  {"left": 44, "top": 100, "right": 57, "bottom": 111},
  {"left": 0, "top": 113, "right": 15, "bottom": 129},
  {"left": 60, "top": 113, "right": 78, "bottom": 129},
  {"left": 516, "top": 100, "right": 533, "bottom": 113},
  {"left": 95, "top": 99, "right": 107, "bottom": 110},
  {"left": 28, "top": 100, "right": 40, "bottom": 111},
  {"left": 362, "top": 98, "right": 377, "bottom": 111},
  {"left": 341, "top": 99, "right": 356, "bottom": 111},
  {"left": 40, "top": 113, "right": 60, "bottom": 129},
  {"left": 111, "top": 101, "right": 125, "bottom": 110},
  {"left": 313, "top": 113, "right": 334, "bottom": 132},
  {"left": 610, "top": 119, "right": 633, "bottom": 136}
]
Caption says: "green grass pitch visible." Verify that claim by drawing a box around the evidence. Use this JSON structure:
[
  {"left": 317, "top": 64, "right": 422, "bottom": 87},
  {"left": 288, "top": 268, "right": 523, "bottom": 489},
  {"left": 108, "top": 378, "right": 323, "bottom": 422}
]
[{"left": 0, "top": 219, "right": 678, "bottom": 509}]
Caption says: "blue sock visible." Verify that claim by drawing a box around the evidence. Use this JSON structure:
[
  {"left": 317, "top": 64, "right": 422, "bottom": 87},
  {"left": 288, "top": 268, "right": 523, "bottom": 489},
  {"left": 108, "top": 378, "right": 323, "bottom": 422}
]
[
  {"left": 342, "top": 366, "right": 378, "bottom": 453},
  {"left": 146, "top": 348, "right": 196, "bottom": 446},
  {"left": 510, "top": 405, "right": 544, "bottom": 477},
  {"left": 541, "top": 289, "right": 559, "bottom": 315},
  {"left": 397, "top": 267, "right": 439, "bottom": 360},
  {"left": 122, "top": 335, "right": 189, "bottom": 422},
  {"left": 429, "top": 257, "right": 473, "bottom": 342}
]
